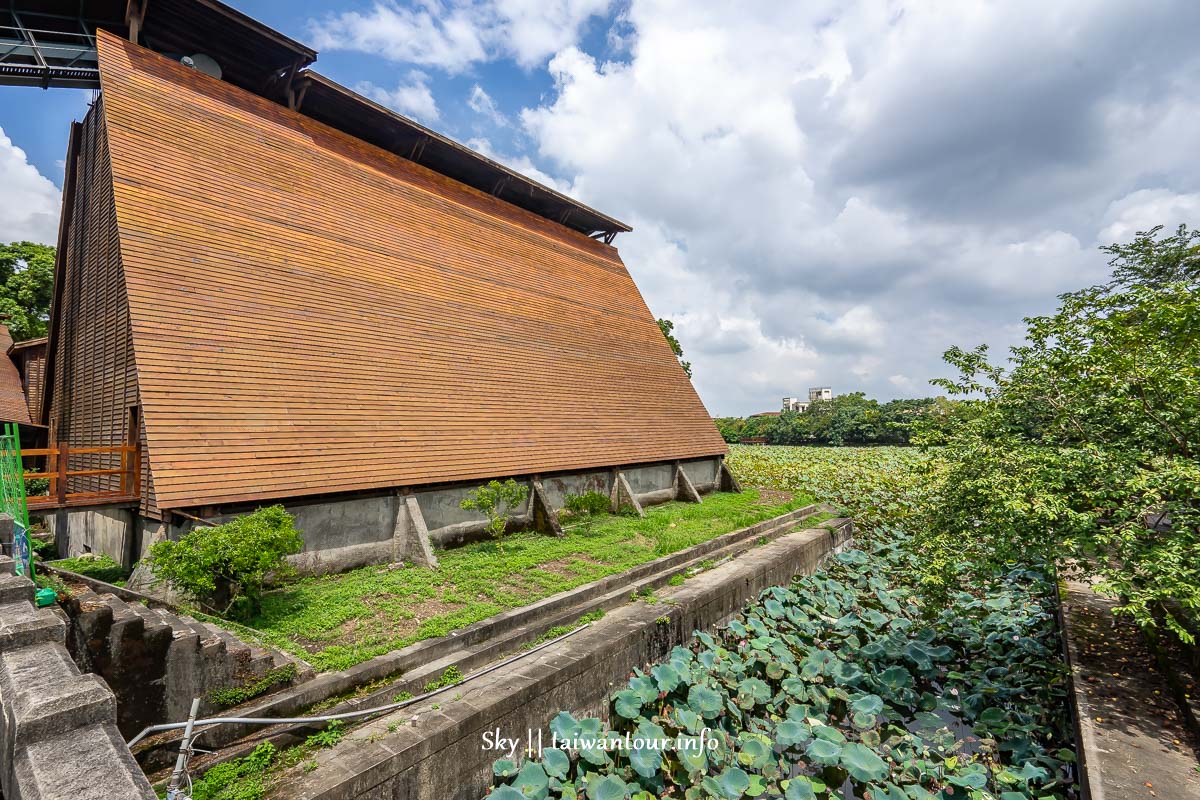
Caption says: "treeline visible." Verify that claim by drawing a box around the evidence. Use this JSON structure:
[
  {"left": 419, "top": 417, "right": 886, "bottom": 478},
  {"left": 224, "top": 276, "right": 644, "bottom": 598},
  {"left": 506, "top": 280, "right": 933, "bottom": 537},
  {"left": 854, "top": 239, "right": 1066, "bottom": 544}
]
[{"left": 715, "top": 394, "right": 964, "bottom": 447}]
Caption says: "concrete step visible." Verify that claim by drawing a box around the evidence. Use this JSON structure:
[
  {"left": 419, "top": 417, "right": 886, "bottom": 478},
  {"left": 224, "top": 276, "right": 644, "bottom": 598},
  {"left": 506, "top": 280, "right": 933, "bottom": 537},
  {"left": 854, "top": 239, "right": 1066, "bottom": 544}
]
[
  {"left": 0, "top": 599, "right": 67, "bottom": 650},
  {"left": 125, "top": 601, "right": 174, "bottom": 638},
  {"left": 0, "top": 572, "right": 34, "bottom": 605},
  {"left": 0, "top": 642, "right": 116, "bottom": 749},
  {"left": 0, "top": 554, "right": 16, "bottom": 576}
]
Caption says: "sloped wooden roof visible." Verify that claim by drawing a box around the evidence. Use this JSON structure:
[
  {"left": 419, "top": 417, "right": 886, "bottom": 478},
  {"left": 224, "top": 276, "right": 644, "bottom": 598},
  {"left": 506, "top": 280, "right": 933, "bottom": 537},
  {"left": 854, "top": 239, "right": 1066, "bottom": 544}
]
[
  {"left": 95, "top": 32, "right": 725, "bottom": 510},
  {"left": 0, "top": 327, "right": 33, "bottom": 426}
]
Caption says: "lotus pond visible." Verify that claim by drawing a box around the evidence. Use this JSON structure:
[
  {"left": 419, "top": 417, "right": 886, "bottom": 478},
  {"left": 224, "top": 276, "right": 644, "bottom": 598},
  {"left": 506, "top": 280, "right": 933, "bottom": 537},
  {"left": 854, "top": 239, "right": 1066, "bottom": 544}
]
[{"left": 487, "top": 448, "right": 1077, "bottom": 800}]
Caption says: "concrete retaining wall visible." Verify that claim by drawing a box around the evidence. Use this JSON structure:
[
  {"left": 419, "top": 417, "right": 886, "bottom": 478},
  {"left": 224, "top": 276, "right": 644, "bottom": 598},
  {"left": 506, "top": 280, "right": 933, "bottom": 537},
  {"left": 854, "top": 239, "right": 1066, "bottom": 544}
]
[
  {"left": 46, "top": 456, "right": 726, "bottom": 575},
  {"left": 277, "top": 520, "right": 852, "bottom": 800},
  {"left": 60, "top": 586, "right": 313, "bottom": 738},
  {"left": 0, "top": 552, "right": 155, "bottom": 799}
]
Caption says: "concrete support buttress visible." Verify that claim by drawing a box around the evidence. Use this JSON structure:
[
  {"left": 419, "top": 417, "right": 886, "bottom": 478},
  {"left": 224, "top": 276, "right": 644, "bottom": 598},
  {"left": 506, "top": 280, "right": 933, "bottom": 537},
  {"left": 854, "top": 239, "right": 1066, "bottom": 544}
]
[
  {"left": 613, "top": 471, "right": 645, "bottom": 518},
  {"left": 719, "top": 460, "right": 742, "bottom": 493},
  {"left": 674, "top": 462, "right": 702, "bottom": 504},
  {"left": 530, "top": 479, "right": 564, "bottom": 537},
  {"left": 394, "top": 492, "right": 437, "bottom": 568}
]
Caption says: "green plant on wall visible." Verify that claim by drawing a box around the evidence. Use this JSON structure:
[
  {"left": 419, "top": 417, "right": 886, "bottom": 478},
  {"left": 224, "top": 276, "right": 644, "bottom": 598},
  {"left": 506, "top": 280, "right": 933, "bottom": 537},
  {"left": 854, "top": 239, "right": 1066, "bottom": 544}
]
[
  {"left": 559, "top": 490, "right": 609, "bottom": 532},
  {"left": 148, "top": 505, "right": 303, "bottom": 620},
  {"left": 460, "top": 479, "right": 529, "bottom": 551}
]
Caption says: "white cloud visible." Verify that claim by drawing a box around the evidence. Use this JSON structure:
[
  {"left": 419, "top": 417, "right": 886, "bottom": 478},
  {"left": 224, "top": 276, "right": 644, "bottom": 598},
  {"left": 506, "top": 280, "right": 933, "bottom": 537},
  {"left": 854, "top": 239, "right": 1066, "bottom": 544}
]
[
  {"left": 513, "top": 0, "right": 1200, "bottom": 414},
  {"left": 467, "top": 85, "right": 508, "bottom": 126},
  {"left": 1098, "top": 189, "right": 1200, "bottom": 243},
  {"left": 356, "top": 71, "right": 440, "bottom": 122},
  {"left": 0, "top": 126, "right": 60, "bottom": 244},
  {"left": 312, "top": 0, "right": 613, "bottom": 71}
]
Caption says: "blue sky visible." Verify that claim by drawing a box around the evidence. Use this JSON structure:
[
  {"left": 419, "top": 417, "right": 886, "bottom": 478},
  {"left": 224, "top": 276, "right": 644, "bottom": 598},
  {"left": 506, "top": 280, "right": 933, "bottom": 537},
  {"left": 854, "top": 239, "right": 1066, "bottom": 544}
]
[{"left": 3, "top": 1, "right": 1199, "bottom": 416}]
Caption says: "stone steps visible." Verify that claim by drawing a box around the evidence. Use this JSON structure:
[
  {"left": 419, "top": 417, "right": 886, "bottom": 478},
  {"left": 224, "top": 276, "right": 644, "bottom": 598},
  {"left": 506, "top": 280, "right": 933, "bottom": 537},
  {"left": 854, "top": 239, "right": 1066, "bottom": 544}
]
[
  {"left": 0, "top": 525, "right": 155, "bottom": 798},
  {"left": 61, "top": 589, "right": 312, "bottom": 739}
]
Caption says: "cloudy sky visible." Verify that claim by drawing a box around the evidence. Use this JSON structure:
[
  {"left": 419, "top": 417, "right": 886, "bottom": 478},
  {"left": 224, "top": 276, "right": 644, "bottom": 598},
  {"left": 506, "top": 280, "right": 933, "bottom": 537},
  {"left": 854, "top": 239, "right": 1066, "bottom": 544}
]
[{"left": 2, "top": 0, "right": 1198, "bottom": 416}]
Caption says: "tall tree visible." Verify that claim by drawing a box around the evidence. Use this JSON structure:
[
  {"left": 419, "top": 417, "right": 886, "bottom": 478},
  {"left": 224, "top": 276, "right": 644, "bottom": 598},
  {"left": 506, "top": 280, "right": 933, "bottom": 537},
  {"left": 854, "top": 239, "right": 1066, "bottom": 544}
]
[
  {"left": 657, "top": 318, "right": 692, "bottom": 378},
  {"left": 0, "top": 242, "right": 55, "bottom": 341}
]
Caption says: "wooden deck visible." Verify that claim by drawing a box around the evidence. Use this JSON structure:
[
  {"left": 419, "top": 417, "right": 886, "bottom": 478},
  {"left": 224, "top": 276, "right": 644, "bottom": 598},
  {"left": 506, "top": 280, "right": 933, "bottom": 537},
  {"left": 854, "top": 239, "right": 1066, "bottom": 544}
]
[{"left": 23, "top": 442, "right": 141, "bottom": 511}]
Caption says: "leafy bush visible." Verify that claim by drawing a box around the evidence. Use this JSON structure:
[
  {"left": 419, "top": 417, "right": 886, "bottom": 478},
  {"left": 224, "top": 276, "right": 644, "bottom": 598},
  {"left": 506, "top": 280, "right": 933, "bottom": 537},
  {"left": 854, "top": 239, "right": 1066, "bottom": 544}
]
[
  {"left": 148, "top": 506, "right": 303, "bottom": 620},
  {"left": 923, "top": 225, "right": 1200, "bottom": 640},
  {"left": 488, "top": 535, "right": 1075, "bottom": 799},
  {"left": 460, "top": 479, "right": 529, "bottom": 551}
]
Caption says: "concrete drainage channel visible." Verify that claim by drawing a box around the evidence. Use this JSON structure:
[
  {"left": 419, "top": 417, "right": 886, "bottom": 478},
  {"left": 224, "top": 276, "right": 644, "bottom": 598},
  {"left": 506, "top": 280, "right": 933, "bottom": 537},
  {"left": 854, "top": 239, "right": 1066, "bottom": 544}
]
[{"left": 133, "top": 504, "right": 848, "bottom": 784}]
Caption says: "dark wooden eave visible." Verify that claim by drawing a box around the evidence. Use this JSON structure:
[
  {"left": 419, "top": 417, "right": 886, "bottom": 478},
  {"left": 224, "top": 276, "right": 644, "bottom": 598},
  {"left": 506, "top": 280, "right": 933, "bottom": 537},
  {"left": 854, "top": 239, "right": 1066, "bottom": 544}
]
[{"left": 292, "top": 72, "right": 632, "bottom": 239}]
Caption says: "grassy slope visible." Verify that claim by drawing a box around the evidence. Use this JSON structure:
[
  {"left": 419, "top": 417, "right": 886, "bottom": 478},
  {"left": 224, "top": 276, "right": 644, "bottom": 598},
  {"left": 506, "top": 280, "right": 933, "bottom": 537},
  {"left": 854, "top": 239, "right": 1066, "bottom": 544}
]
[{"left": 236, "top": 489, "right": 812, "bottom": 671}]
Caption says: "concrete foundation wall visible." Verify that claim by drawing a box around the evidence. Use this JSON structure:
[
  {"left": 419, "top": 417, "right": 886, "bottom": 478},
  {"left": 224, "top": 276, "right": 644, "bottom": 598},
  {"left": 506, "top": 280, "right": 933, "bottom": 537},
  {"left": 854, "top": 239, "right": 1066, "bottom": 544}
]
[
  {"left": 46, "top": 506, "right": 135, "bottom": 562},
  {"left": 46, "top": 457, "right": 726, "bottom": 576}
]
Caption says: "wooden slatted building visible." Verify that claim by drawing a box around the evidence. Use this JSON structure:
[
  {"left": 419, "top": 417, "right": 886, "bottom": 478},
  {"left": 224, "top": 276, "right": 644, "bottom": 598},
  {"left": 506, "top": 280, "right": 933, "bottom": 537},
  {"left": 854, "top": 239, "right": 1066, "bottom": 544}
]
[{"left": 36, "top": 6, "right": 729, "bottom": 570}]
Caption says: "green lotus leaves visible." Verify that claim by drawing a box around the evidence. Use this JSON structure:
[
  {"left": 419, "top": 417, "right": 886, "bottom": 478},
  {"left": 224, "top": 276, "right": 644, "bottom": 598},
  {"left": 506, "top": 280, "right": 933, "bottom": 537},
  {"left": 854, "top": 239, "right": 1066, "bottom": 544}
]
[
  {"left": 484, "top": 483, "right": 1076, "bottom": 800},
  {"left": 677, "top": 735, "right": 709, "bottom": 774},
  {"left": 688, "top": 684, "right": 724, "bottom": 718},
  {"left": 878, "top": 666, "right": 913, "bottom": 692},
  {"left": 587, "top": 774, "right": 631, "bottom": 800},
  {"left": 629, "top": 740, "right": 663, "bottom": 778},
  {"left": 804, "top": 737, "right": 842, "bottom": 766},
  {"left": 549, "top": 711, "right": 579, "bottom": 742},
  {"left": 774, "top": 720, "right": 810, "bottom": 747},
  {"left": 782, "top": 776, "right": 819, "bottom": 800},
  {"left": 613, "top": 689, "right": 643, "bottom": 720},
  {"left": 840, "top": 742, "right": 889, "bottom": 783},
  {"left": 713, "top": 766, "right": 751, "bottom": 798},
  {"left": 512, "top": 761, "right": 549, "bottom": 800},
  {"left": 651, "top": 662, "right": 682, "bottom": 693},
  {"left": 541, "top": 748, "right": 569, "bottom": 780},
  {"left": 736, "top": 678, "right": 771, "bottom": 709},
  {"left": 735, "top": 733, "right": 772, "bottom": 769},
  {"left": 493, "top": 759, "right": 518, "bottom": 779},
  {"left": 850, "top": 693, "right": 884, "bottom": 717}
]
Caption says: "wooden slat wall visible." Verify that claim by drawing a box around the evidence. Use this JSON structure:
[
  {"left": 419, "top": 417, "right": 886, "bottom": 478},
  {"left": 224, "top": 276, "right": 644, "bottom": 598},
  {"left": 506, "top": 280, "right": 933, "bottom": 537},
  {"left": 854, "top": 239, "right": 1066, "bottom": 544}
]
[
  {"left": 96, "top": 31, "right": 726, "bottom": 511},
  {"left": 49, "top": 100, "right": 143, "bottom": 500},
  {"left": 14, "top": 341, "right": 47, "bottom": 423}
]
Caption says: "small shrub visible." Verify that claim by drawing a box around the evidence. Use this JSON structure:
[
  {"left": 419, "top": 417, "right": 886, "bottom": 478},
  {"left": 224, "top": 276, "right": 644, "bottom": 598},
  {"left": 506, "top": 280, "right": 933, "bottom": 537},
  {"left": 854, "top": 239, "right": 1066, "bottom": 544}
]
[
  {"left": 460, "top": 480, "right": 528, "bottom": 551},
  {"left": 560, "top": 490, "right": 610, "bottom": 531},
  {"left": 147, "top": 506, "right": 303, "bottom": 620},
  {"left": 423, "top": 665, "right": 463, "bottom": 692},
  {"left": 304, "top": 720, "right": 345, "bottom": 750},
  {"left": 24, "top": 477, "right": 49, "bottom": 496},
  {"left": 29, "top": 536, "right": 54, "bottom": 559}
]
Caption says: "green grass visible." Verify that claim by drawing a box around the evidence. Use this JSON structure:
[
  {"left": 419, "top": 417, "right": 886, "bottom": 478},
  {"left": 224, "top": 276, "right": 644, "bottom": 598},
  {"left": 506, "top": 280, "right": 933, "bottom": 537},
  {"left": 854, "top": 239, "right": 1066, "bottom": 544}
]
[
  {"left": 46, "top": 553, "right": 130, "bottom": 585},
  {"left": 233, "top": 489, "right": 810, "bottom": 671}
]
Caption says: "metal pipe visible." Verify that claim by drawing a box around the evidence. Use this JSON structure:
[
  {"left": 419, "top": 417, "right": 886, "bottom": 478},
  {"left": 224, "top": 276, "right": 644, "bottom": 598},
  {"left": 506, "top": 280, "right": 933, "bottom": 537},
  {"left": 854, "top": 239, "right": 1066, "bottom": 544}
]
[
  {"left": 166, "top": 697, "right": 200, "bottom": 799},
  {"left": 126, "top": 622, "right": 591, "bottom": 749}
]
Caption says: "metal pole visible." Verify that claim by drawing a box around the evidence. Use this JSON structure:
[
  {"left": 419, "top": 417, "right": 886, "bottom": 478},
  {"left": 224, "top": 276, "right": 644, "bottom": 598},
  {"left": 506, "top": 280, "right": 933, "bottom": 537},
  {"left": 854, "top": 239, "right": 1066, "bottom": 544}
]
[{"left": 166, "top": 697, "right": 201, "bottom": 800}]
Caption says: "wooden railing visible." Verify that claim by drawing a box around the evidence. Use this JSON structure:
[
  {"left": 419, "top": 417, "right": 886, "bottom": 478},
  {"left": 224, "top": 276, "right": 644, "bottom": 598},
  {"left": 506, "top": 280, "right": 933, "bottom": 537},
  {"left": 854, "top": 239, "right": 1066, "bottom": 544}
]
[{"left": 22, "top": 442, "right": 141, "bottom": 510}]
